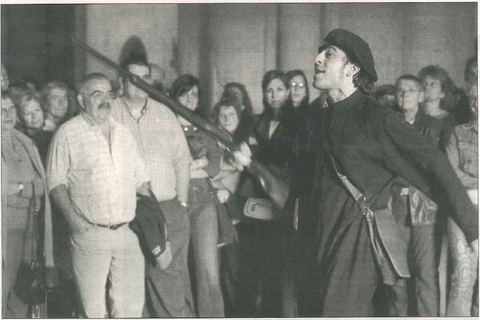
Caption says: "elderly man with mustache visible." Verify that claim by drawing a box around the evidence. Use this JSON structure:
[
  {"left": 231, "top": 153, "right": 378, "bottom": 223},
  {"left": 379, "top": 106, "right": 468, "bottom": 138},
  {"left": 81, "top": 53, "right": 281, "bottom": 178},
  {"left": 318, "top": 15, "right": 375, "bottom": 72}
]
[{"left": 47, "top": 73, "right": 150, "bottom": 318}]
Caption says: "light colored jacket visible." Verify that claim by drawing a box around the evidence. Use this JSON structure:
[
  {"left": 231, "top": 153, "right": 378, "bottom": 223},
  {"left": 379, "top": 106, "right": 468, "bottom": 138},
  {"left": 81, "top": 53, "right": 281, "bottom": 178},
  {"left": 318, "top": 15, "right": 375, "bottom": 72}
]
[{"left": 1, "top": 129, "right": 54, "bottom": 268}]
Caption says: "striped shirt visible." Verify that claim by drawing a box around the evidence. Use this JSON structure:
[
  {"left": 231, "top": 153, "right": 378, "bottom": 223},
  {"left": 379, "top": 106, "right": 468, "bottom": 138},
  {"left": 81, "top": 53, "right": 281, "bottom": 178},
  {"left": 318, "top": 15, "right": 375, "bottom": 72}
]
[
  {"left": 110, "top": 97, "right": 191, "bottom": 201},
  {"left": 47, "top": 112, "right": 149, "bottom": 225}
]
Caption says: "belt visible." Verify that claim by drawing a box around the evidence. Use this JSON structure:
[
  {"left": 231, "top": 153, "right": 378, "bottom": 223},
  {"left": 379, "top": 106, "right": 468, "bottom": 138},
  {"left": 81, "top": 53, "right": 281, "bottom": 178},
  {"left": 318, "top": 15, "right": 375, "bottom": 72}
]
[{"left": 89, "top": 222, "right": 128, "bottom": 230}]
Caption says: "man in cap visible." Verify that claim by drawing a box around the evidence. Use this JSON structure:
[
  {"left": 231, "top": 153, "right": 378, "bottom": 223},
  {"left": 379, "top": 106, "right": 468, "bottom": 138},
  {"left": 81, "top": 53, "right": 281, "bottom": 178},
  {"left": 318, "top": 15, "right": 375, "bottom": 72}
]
[{"left": 289, "top": 29, "right": 478, "bottom": 316}]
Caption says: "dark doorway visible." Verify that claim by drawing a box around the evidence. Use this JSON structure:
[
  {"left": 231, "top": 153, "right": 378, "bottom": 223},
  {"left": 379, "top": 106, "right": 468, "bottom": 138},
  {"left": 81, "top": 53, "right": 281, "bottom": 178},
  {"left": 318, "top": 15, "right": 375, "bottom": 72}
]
[{"left": 1, "top": 4, "right": 80, "bottom": 89}]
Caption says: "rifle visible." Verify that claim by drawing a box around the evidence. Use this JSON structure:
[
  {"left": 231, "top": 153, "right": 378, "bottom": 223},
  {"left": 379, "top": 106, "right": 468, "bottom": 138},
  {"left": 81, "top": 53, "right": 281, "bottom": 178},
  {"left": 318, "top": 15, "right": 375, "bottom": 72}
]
[{"left": 72, "top": 38, "right": 291, "bottom": 214}]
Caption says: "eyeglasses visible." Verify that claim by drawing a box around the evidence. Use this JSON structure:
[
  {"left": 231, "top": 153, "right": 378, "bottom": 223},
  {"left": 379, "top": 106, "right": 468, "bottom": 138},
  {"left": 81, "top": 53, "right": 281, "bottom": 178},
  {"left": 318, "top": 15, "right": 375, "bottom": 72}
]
[
  {"left": 1, "top": 106, "right": 16, "bottom": 116},
  {"left": 422, "top": 82, "right": 441, "bottom": 89},
  {"left": 86, "top": 90, "right": 116, "bottom": 101},
  {"left": 396, "top": 89, "right": 419, "bottom": 95},
  {"left": 290, "top": 82, "right": 305, "bottom": 89}
]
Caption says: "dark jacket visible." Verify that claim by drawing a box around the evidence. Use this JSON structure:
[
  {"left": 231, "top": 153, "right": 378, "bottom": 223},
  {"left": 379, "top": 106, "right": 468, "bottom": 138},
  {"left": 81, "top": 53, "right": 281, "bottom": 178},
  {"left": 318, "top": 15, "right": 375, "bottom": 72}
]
[
  {"left": 291, "top": 92, "right": 328, "bottom": 199},
  {"left": 130, "top": 192, "right": 167, "bottom": 267},
  {"left": 314, "top": 90, "right": 477, "bottom": 244},
  {"left": 15, "top": 124, "right": 53, "bottom": 167},
  {"left": 412, "top": 108, "right": 442, "bottom": 148},
  {"left": 390, "top": 107, "right": 443, "bottom": 226},
  {"left": 252, "top": 111, "right": 295, "bottom": 181},
  {"left": 437, "top": 112, "right": 458, "bottom": 152}
]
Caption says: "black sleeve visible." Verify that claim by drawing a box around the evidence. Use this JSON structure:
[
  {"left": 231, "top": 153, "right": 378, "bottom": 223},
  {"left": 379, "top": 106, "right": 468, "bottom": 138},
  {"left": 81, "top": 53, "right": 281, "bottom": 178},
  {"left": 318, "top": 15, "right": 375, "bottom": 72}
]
[{"left": 383, "top": 112, "right": 478, "bottom": 242}]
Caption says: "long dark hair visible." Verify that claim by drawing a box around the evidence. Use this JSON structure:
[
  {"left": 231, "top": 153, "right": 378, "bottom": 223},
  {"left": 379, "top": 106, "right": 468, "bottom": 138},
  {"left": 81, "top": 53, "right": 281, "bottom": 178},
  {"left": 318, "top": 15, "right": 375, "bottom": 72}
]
[
  {"left": 170, "top": 74, "right": 208, "bottom": 117},
  {"left": 221, "top": 82, "right": 254, "bottom": 118},
  {"left": 261, "top": 70, "right": 289, "bottom": 120}
]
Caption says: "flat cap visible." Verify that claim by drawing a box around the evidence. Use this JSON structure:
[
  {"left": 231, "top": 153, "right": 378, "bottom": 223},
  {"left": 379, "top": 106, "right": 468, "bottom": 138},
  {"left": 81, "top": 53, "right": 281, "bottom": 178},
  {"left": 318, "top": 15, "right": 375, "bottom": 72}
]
[{"left": 318, "top": 29, "right": 377, "bottom": 82}]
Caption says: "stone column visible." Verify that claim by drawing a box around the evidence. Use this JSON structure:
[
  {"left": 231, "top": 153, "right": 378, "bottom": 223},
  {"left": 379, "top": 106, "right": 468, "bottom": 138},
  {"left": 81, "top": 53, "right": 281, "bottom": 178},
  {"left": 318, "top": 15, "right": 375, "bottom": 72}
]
[
  {"left": 402, "top": 2, "right": 477, "bottom": 86},
  {"left": 204, "top": 3, "right": 279, "bottom": 113},
  {"left": 277, "top": 4, "right": 322, "bottom": 101}
]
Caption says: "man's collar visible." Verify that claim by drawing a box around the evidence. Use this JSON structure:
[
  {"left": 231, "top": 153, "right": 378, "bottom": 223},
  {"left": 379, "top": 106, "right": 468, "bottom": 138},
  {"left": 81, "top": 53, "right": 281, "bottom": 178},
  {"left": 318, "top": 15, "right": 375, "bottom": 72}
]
[
  {"left": 122, "top": 96, "right": 149, "bottom": 113},
  {"left": 81, "top": 111, "right": 113, "bottom": 127},
  {"left": 327, "top": 89, "right": 363, "bottom": 114}
]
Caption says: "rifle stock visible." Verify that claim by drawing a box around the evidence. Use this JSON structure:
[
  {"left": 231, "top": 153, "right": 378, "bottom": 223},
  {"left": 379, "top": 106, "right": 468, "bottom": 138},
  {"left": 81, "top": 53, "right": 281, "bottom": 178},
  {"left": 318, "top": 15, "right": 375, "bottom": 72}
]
[
  {"left": 247, "top": 160, "right": 291, "bottom": 215},
  {"left": 72, "top": 38, "right": 291, "bottom": 212}
]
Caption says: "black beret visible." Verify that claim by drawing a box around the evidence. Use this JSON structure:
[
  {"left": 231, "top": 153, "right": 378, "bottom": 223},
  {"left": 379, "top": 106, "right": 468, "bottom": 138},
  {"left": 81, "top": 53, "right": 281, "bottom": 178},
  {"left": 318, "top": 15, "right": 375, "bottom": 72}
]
[{"left": 318, "top": 29, "right": 377, "bottom": 82}]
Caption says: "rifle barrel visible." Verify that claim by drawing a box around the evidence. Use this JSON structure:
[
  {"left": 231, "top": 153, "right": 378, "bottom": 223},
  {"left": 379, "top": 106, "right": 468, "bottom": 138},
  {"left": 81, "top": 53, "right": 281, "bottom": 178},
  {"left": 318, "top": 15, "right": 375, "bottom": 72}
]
[
  {"left": 72, "top": 37, "right": 291, "bottom": 211},
  {"left": 72, "top": 37, "right": 234, "bottom": 150}
]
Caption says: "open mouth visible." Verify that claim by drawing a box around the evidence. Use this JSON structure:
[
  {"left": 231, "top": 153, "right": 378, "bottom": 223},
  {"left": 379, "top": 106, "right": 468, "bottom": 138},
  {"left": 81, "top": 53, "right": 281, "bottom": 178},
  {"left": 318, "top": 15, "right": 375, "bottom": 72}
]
[{"left": 315, "top": 66, "right": 325, "bottom": 74}]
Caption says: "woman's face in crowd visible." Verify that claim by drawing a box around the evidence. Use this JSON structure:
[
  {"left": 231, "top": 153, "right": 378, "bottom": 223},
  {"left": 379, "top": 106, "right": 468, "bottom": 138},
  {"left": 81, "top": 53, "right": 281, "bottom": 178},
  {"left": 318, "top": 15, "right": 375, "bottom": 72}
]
[
  {"left": 218, "top": 105, "right": 239, "bottom": 134},
  {"left": 225, "top": 87, "right": 244, "bottom": 106},
  {"left": 377, "top": 94, "right": 396, "bottom": 109},
  {"left": 421, "top": 76, "right": 445, "bottom": 103},
  {"left": 289, "top": 75, "right": 307, "bottom": 107},
  {"left": 264, "top": 78, "right": 289, "bottom": 110},
  {"left": 21, "top": 99, "right": 44, "bottom": 130},
  {"left": 1, "top": 97, "right": 17, "bottom": 132},
  {"left": 47, "top": 87, "right": 69, "bottom": 119},
  {"left": 178, "top": 85, "right": 199, "bottom": 111}
]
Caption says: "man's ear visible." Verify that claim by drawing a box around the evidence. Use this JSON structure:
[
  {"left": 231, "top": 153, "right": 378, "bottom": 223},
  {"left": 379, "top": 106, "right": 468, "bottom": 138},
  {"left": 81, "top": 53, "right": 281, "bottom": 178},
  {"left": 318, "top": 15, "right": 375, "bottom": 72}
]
[
  {"left": 347, "top": 63, "right": 361, "bottom": 78},
  {"left": 77, "top": 94, "right": 85, "bottom": 109}
]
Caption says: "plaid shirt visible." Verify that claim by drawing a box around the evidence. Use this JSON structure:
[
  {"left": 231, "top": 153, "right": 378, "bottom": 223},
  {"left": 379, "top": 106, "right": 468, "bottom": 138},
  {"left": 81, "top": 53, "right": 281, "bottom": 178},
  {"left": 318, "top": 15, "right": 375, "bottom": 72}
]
[
  {"left": 47, "top": 112, "right": 149, "bottom": 225},
  {"left": 110, "top": 97, "right": 191, "bottom": 201},
  {"left": 446, "top": 120, "right": 478, "bottom": 190}
]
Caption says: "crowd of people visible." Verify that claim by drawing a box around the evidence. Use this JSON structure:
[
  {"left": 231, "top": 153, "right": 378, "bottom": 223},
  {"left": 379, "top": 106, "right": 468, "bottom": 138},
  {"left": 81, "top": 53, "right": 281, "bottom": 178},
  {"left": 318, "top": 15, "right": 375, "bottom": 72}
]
[{"left": 1, "top": 27, "right": 478, "bottom": 318}]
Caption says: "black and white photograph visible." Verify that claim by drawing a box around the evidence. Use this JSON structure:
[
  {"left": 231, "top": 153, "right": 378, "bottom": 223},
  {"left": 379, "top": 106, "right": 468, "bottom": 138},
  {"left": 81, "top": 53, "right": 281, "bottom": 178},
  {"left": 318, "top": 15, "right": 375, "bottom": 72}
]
[{"left": 1, "top": 1, "right": 478, "bottom": 318}]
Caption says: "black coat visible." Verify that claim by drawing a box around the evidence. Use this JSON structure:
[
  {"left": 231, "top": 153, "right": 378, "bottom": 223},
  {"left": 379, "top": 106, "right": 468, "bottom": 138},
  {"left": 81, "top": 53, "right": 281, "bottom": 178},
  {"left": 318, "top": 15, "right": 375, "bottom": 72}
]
[
  {"left": 313, "top": 90, "right": 477, "bottom": 253},
  {"left": 299, "top": 90, "right": 476, "bottom": 315},
  {"left": 412, "top": 107, "right": 442, "bottom": 148}
]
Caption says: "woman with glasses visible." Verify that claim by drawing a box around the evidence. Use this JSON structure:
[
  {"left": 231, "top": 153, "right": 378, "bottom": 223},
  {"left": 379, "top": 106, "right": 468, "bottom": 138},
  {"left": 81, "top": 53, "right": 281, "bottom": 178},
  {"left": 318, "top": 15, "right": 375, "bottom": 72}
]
[
  {"left": 2, "top": 94, "right": 55, "bottom": 318},
  {"left": 287, "top": 70, "right": 310, "bottom": 110}
]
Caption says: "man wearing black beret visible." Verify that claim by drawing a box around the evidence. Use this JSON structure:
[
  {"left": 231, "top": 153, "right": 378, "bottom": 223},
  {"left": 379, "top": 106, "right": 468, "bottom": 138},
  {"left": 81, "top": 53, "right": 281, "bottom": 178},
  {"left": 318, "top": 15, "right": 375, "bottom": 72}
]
[{"left": 292, "top": 29, "right": 478, "bottom": 316}]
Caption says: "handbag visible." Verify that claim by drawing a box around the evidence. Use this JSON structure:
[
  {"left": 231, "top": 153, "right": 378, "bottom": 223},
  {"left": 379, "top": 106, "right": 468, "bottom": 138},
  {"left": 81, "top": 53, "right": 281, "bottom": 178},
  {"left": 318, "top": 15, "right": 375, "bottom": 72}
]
[
  {"left": 13, "top": 184, "right": 47, "bottom": 304},
  {"left": 243, "top": 198, "right": 275, "bottom": 221},
  {"left": 326, "top": 146, "right": 410, "bottom": 285}
]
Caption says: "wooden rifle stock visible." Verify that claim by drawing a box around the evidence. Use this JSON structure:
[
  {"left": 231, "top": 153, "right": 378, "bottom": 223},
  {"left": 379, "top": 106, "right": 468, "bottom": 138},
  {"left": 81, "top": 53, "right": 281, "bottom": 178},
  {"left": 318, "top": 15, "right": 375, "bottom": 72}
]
[
  {"left": 72, "top": 38, "right": 290, "bottom": 212},
  {"left": 247, "top": 160, "right": 291, "bottom": 214}
]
